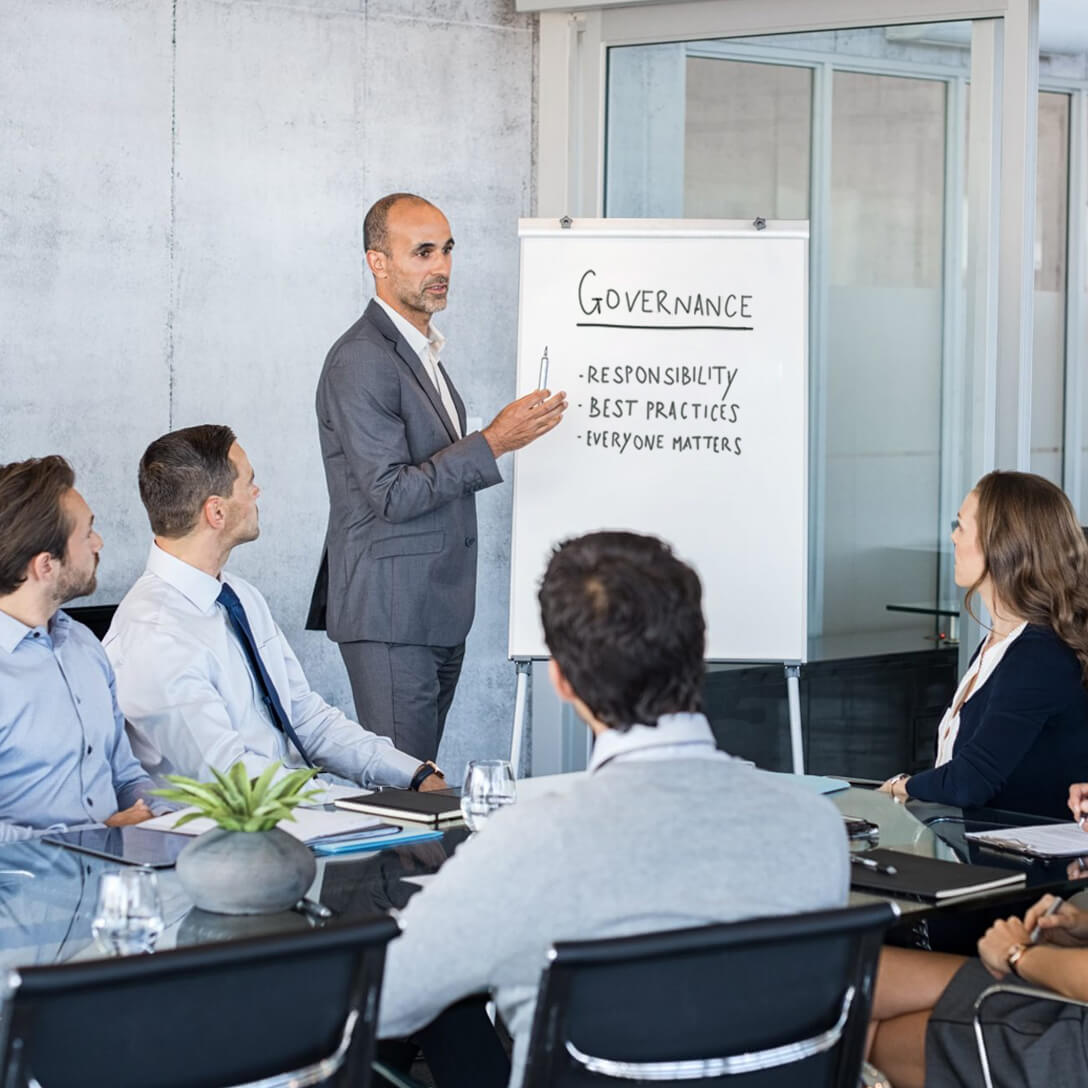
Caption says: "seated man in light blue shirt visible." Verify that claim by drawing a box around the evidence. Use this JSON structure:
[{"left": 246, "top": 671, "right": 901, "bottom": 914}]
[
  {"left": 0, "top": 456, "right": 164, "bottom": 841},
  {"left": 105, "top": 424, "right": 444, "bottom": 795}
]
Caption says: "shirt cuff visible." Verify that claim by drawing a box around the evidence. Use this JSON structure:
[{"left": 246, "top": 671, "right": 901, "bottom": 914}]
[{"left": 365, "top": 747, "right": 424, "bottom": 790}]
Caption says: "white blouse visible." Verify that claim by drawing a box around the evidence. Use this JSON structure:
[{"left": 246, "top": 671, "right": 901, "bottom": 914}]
[{"left": 934, "top": 621, "right": 1029, "bottom": 767}]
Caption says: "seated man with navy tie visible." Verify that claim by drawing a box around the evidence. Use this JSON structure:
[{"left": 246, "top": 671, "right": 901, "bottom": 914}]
[
  {"left": 0, "top": 456, "right": 166, "bottom": 840},
  {"left": 104, "top": 425, "right": 444, "bottom": 794}
]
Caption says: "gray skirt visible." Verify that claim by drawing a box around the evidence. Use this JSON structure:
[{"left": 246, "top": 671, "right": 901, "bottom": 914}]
[{"left": 926, "top": 959, "right": 1088, "bottom": 1087}]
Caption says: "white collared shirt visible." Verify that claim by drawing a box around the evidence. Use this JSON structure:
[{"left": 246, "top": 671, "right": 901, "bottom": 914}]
[
  {"left": 588, "top": 712, "right": 731, "bottom": 773},
  {"left": 375, "top": 297, "right": 462, "bottom": 438},
  {"left": 104, "top": 544, "right": 421, "bottom": 789},
  {"left": 934, "top": 621, "right": 1029, "bottom": 766}
]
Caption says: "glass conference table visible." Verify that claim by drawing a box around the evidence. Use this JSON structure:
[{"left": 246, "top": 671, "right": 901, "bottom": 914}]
[{"left": 2, "top": 776, "right": 1086, "bottom": 975}]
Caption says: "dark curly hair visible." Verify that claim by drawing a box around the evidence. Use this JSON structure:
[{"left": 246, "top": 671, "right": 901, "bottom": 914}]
[{"left": 538, "top": 531, "right": 705, "bottom": 730}]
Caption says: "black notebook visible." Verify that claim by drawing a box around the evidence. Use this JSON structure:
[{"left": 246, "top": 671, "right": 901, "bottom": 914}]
[
  {"left": 335, "top": 788, "right": 463, "bottom": 827},
  {"left": 849, "top": 848, "right": 1027, "bottom": 901}
]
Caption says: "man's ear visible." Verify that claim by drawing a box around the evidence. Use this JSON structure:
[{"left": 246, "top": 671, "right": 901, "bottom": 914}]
[
  {"left": 365, "top": 249, "right": 387, "bottom": 280},
  {"left": 202, "top": 495, "right": 226, "bottom": 531},
  {"left": 26, "top": 551, "right": 58, "bottom": 585},
  {"left": 548, "top": 658, "right": 577, "bottom": 703}
]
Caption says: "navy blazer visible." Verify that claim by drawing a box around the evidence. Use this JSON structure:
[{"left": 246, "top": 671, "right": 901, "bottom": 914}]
[{"left": 907, "top": 625, "right": 1088, "bottom": 819}]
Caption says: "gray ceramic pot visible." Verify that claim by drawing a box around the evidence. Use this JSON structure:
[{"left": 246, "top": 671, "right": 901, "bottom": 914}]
[{"left": 176, "top": 827, "right": 316, "bottom": 915}]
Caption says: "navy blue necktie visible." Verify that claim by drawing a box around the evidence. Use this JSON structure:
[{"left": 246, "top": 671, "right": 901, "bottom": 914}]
[{"left": 216, "top": 582, "right": 314, "bottom": 768}]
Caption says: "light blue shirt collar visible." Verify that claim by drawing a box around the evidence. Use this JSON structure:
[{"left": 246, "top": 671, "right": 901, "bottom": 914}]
[
  {"left": 588, "top": 712, "right": 722, "bottom": 773},
  {"left": 145, "top": 543, "right": 223, "bottom": 615},
  {"left": 0, "top": 607, "right": 70, "bottom": 655}
]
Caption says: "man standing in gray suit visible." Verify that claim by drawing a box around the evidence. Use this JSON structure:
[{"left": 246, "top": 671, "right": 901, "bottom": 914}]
[{"left": 309, "top": 193, "right": 566, "bottom": 765}]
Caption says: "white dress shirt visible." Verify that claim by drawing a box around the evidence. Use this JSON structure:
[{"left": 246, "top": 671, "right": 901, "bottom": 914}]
[
  {"left": 375, "top": 297, "right": 462, "bottom": 438},
  {"left": 104, "top": 544, "right": 421, "bottom": 789},
  {"left": 934, "top": 621, "right": 1028, "bottom": 766}
]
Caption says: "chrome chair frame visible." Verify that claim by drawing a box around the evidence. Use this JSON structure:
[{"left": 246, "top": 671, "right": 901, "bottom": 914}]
[{"left": 973, "top": 982, "right": 1088, "bottom": 1088}]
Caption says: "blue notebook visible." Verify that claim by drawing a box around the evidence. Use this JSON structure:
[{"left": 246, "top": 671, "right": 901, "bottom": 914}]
[{"left": 312, "top": 827, "right": 445, "bottom": 856}]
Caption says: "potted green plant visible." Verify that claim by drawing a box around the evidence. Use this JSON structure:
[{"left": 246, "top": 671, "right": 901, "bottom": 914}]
[{"left": 155, "top": 763, "right": 321, "bottom": 915}]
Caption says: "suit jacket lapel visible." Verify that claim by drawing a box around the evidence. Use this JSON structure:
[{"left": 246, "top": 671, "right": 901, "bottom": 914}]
[
  {"left": 438, "top": 360, "right": 467, "bottom": 434},
  {"left": 366, "top": 300, "right": 459, "bottom": 444}
]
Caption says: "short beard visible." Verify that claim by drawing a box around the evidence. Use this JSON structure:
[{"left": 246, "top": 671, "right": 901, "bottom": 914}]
[
  {"left": 55, "top": 566, "right": 97, "bottom": 606},
  {"left": 400, "top": 278, "right": 448, "bottom": 316}
]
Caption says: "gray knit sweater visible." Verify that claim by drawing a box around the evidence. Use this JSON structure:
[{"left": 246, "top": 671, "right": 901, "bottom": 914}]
[{"left": 378, "top": 756, "right": 850, "bottom": 1087}]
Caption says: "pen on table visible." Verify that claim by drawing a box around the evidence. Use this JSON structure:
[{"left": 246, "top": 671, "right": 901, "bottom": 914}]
[
  {"left": 1028, "top": 896, "right": 1063, "bottom": 944},
  {"left": 850, "top": 855, "right": 898, "bottom": 877}
]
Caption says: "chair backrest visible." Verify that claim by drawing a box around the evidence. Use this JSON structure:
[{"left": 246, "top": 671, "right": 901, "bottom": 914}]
[
  {"left": 523, "top": 902, "right": 897, "bottom": 1088},
  {"left": 0, "top": 914, "right": 399, "bottom": 1088},
  {"left": 63, "top": 604, "right": 118, "bottom": 642}
]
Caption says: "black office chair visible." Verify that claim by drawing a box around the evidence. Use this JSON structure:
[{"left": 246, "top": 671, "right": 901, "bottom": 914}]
[
  {"left": 521, "top": 901, "right": 898, "bottom": 1087},
  {"left": 63, "top": 603, "right": 118, "bottom": 642},
  {"left": 0, "top": 914, "right": 400, "bottom": 1088}
]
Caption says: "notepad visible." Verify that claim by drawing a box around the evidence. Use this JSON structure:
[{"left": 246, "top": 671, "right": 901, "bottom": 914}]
[
  {"left": 848, "top": 848, "right": 1027, "bottom": 901},
  {"left": 334, "top": 788, "right": 463, "bottom": 827},
  {"left": 966, "top": 822, "right": 1088, "bottom": 859}
]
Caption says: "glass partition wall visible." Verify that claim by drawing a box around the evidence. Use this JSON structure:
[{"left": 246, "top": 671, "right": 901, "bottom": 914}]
[
  {"left": 607, "top": 28, "right": 966, "bottom": 655},
  {"left": 605, "top": 25, "right": 1088, "bottom": 660},
  {"left": 528, "top": 4, "right": 1088, "bottom": 775}
]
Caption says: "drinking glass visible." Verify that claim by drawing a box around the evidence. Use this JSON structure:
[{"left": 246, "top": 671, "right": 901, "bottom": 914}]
[
  {"left": 92, "top": 868, "right": 164, "bottom": 955},
  {"left": 460, "top": 760, "right": 517, "bottom": 832}
]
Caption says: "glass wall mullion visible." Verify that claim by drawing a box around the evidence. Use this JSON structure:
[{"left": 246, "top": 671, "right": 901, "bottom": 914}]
[
  {"left": 938, "top": 75, "right": 969, "bottom": 621},
  {"left": 1064, "top": 88, "right": 1087, "bottom": 515},
  {"left": 807, "top": 60, "right": 833, "bottom": 638}
]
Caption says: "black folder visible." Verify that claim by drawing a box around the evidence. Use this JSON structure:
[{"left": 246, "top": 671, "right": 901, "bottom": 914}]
[{"left": 849, "top": 848, "right": 1027, "bottom": 901}]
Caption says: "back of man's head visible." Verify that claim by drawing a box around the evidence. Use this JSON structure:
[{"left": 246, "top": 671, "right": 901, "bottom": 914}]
[
  {"left": 139, "top": 425, "right": 236, "bottom": 538},
  {"left": 538, "top": 531, "right": 705, "bottom": 731},
  {"left": 0, "top": 456, "right": 76, "bottom": 595}
]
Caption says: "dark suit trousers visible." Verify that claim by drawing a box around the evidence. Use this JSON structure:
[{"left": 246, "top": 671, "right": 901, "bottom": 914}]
[{"left": 339, "top": 640, "right": 464, "bottom": 764}]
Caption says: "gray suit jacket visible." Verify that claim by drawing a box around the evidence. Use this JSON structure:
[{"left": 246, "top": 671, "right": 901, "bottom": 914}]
[{"left": 309, "top": 300, "right": 502, "bottom": 646}]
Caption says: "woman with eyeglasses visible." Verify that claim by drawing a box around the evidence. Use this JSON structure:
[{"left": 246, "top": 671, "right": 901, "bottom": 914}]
[{"left": 876, "top": 471, "right": 1088, "bottom": 820}]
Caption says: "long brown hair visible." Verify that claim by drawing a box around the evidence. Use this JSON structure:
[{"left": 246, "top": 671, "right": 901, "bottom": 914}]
[{"left": 967, "top": 470, "right": 1088, "bottom": 685}]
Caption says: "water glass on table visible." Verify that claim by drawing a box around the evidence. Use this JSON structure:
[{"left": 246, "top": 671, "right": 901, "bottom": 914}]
[
  {"left": 461, "top": 760, "right": 517, "bottom": 831},
  {"left": 92, "top": 868, "right": 164, "bottom": 955}
]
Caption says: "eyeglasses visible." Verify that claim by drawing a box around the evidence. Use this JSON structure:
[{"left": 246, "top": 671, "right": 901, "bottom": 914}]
[{"left": 950, "top": 517, "right": 961, "bottom": 532}]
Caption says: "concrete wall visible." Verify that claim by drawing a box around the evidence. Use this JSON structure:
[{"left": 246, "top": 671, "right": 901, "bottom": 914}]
[{"left": 0, "top": 0, "right": 536, "bottom": 780}]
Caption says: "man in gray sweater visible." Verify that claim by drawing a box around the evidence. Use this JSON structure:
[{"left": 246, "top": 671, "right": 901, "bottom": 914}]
[{"left": 378, "top": 531, "right": 850, "bottom": 1087}]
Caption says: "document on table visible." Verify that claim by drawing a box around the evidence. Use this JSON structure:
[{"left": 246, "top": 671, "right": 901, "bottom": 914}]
[
  {"left": 141, "top": 807, "right": 388, "bottom": 844},
  {"left": 757, "top": 771, "right": 851, "bottom": 795},
  {"left": 966, "top": 822, "right": 1088, "bottom": 858}
]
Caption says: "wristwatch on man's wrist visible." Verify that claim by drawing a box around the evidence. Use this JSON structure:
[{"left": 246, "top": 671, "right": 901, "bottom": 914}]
[
  {"left": 1007, "top": 943, "right": 1030, "bottom": 976},
  {"left": 409, "top": 761, "right": 444, "bottom": 792}
]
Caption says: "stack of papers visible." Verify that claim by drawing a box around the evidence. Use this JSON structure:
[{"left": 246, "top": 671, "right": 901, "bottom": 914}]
[{"left": 966, "top": 823, "right": 1088, "bottom": 858}]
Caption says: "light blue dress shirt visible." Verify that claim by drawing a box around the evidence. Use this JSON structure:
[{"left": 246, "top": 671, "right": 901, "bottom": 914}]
[{"left": 0, "top": 609, "right": 160, "bottom": 842}]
